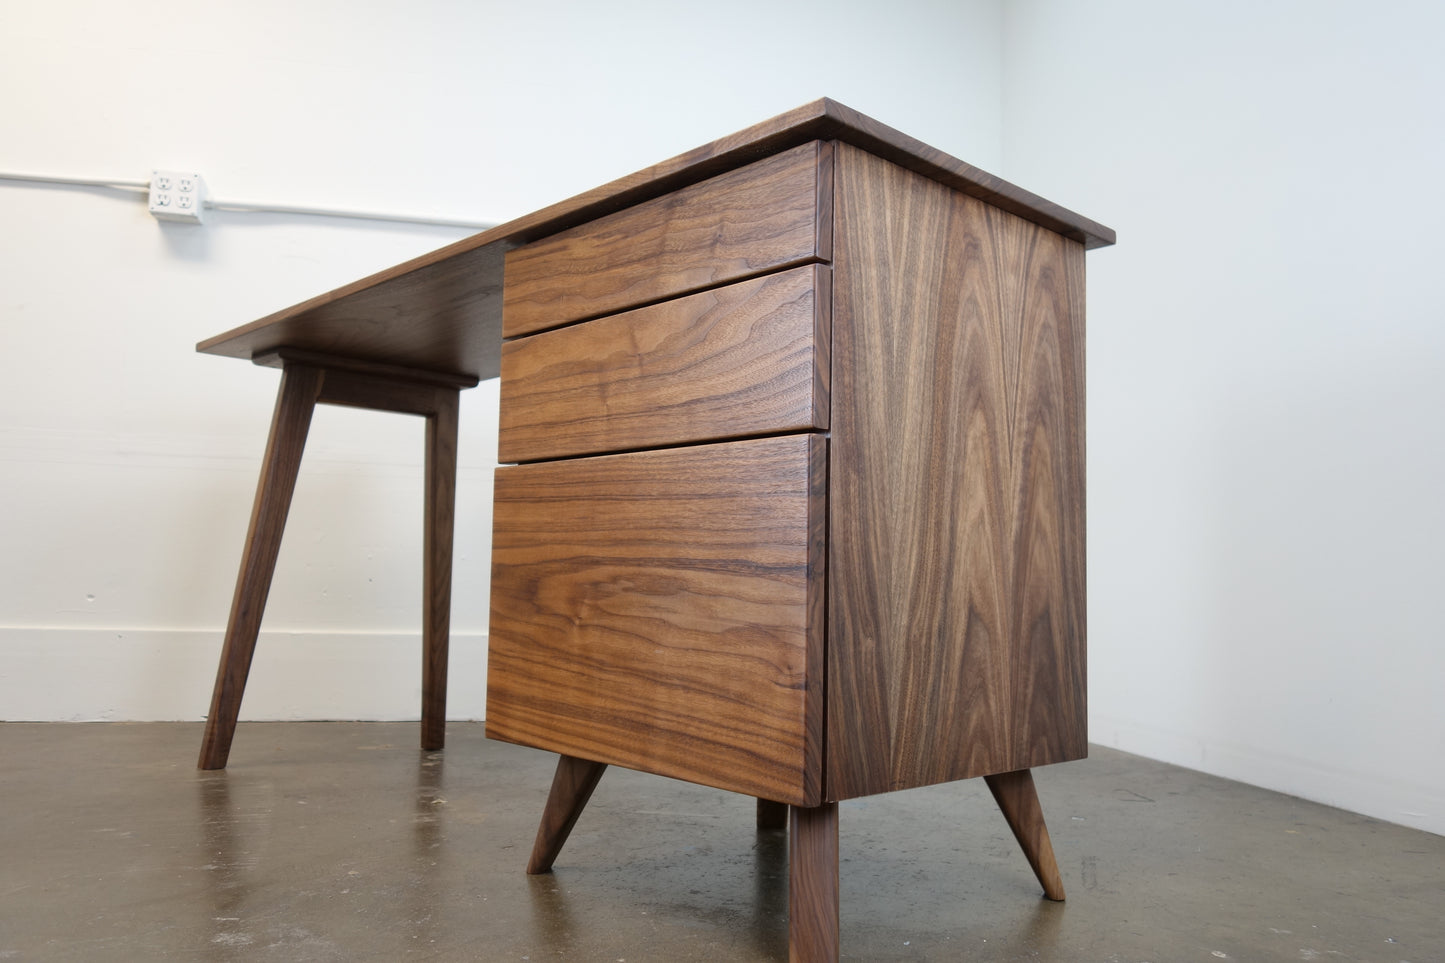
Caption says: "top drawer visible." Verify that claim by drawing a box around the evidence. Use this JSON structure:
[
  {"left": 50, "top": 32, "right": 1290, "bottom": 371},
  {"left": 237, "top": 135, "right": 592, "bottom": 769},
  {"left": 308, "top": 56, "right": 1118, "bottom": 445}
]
[{"left": 502, "top": 140, "right": 832, "bottom": 338}]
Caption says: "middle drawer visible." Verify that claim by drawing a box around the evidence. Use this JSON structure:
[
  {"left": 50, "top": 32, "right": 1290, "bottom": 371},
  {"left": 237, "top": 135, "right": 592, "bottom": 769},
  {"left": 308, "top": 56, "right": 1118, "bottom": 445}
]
[{"left": 499, "top": 263, "right": 830, "bottom": 463}]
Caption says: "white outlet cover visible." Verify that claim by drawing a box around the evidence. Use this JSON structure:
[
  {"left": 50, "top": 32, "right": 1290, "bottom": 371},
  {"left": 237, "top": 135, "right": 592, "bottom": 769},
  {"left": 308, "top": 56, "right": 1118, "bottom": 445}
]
[{"left": 149, "top": 169, "right": 207, "bottom": 224}]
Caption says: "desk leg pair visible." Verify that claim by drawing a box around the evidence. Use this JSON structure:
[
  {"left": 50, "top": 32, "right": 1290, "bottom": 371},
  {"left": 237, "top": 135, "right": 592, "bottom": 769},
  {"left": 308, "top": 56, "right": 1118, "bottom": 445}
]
[
  {"left": 526, "top": 755, "right": 1064, "bottom": 962},
  {"left": 198, "top": 354, "right": 470, "bottom": 770}
]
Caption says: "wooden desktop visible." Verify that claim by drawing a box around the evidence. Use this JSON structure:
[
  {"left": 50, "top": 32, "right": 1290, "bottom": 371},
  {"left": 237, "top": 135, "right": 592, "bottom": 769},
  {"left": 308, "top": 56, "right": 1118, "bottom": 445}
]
[{"left": 196, "top": 99, "right": 1114, "bottom": 962}]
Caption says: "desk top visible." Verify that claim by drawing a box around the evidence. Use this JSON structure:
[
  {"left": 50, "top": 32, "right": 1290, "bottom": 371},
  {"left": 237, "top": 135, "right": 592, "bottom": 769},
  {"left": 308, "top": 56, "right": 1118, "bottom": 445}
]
[{"left": 197, "top": 98, "right": 1115, "bottom": 381}]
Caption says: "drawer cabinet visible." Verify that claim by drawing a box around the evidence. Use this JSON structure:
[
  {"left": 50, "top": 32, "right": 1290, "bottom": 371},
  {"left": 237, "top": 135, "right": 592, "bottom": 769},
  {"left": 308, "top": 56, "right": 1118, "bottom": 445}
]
[{"left": 488, "top": 138, "right": 1088, "bottom": 804}]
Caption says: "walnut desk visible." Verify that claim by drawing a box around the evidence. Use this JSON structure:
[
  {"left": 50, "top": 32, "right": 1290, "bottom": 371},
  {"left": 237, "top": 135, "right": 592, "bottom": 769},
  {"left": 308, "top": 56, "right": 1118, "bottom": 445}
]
[{"left": 196, "top": 99, "right": 1114, "bottom": 961}]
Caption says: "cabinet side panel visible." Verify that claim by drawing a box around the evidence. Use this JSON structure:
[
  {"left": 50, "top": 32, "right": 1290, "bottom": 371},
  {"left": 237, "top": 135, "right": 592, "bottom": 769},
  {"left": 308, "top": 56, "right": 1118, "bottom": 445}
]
[
  {"left": 826, "top": 144, "right": 1087, "bottom": 800},
  {"left": 487, "top": 436, "right": 823, "bottom": 806}
]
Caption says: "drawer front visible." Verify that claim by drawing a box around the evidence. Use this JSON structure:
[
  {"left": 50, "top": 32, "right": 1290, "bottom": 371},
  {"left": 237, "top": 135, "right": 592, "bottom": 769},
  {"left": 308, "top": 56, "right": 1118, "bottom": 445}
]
[
  {"left": 502, "top": 140, "right": 831, "bottom": 337},
  {"left": 499, "top": 264, "right": 829, "bottom": 463},
  {"left": 486, "top": 435, "right": 826, "bottom": 806}
]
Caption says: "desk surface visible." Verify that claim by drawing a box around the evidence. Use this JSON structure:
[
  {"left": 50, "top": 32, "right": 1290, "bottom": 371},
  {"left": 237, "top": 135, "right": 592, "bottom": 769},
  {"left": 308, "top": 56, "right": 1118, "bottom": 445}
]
[{"left": 197, "top": 98, "right": 1115, "bottom": 381}]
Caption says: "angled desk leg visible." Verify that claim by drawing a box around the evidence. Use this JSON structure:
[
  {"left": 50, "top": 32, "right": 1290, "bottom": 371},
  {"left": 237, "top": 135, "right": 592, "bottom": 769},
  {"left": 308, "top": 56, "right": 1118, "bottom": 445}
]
[
  {"left": 984, "top": 769, "right": 1066, "bottom": 901},
  {"left": 198, "top": 363, "right": 323, "bottom": 770},
  {"left": 526, "top": 754, "right": 609, "bottom": 874},
  {"left": 523, "top": 766, "right": 841, "bottom": 961},
  {"left": 198, "top": 350, "right": 476, "bottom": 771}
]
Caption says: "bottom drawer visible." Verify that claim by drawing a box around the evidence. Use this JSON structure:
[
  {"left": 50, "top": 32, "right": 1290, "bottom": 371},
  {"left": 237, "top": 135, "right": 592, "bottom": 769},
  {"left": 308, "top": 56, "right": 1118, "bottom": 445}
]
[{"left": 486, "top": 434, "right": 826, "bottom": 806}]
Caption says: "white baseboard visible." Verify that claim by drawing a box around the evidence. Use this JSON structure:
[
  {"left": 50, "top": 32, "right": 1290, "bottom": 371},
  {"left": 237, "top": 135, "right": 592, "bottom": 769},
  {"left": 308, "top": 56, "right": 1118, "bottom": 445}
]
[
  {"left": 0, "top": 626, "right": 487, "bottom": 722},
  {"left": 1091, "top": 711, "right": 1444, "bottom": 837}
]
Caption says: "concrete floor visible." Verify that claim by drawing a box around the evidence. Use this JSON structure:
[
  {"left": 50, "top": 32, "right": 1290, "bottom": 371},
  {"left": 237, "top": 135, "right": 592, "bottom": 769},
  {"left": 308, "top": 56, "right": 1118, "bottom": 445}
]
[{"left": 0, "top": 723, "right": 1439, "bottom": 962}]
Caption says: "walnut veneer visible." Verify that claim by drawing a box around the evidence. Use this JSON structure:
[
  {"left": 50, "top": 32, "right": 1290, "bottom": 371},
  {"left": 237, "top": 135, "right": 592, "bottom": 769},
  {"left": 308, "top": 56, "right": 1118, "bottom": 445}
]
[{"left": 196, "top": 99, "right": 1113, "bottom": 962}]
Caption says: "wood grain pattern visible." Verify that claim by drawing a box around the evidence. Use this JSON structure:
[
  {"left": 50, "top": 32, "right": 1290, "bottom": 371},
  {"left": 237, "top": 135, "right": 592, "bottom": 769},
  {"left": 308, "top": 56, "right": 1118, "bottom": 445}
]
[
  {"left": 301, "top": 353, "right": 465, "bottom": 751},
  {"left": 468, "top": 97, "right": 1109, "bottom": 254},
  {"left": 788, "top": 802, "right": 839, "bottom": 962},
  {"left": 199, "top": 354, "right": 466, "bottom": 766},
  {"left": 499, "top": 265, "right": 829, "bottom": 463},
  {"left": 200, "top": 243, "right": 507, "bottom": 380},
  {"left": 421, "top": 387, "right": 459, "bottom": 750},
  {"left": 199, "top": 100, "right": 1110, "bottom": 377},
  {"left": 825, "top": 143, "right": 1087, "bottom": 800},
  {"left": 255, "top": 347, "right": 479, "bottom": 390},
  {"left": 526, "top": 755, "right": 609, "bottom": 874},
  {"left": 198, "top": 364, "right": 322, "bottom": 769},
  {"left": 503, "top": 142, "right": 827, "bottom": 337},
  {"left": 984, "top": 769, "right": 1066, "bottom": 900},
  {"left": 486, "top": 435, "right": 827, "bottom": 806}
]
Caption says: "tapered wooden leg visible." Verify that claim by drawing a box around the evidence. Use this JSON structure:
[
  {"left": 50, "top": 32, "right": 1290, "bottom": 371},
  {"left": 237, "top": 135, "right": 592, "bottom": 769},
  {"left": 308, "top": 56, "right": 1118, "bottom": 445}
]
[
  {"left": 527, "top": 755, "right": 608, "bottom": 874},
  {"left": 788, "top": 802, "right": 839, "bottom": 963},
  {"left": 984, "top": 768, "right": 1066, "bottom": 901},
  {"left": 757, "top": 798, "right": 788, "bottom": 832},
  {"left": 198, "top": 365, "right": 323, "bottom": 770},
  {"left": 420, "top": 389, "right": 459, "bottom": 751}
]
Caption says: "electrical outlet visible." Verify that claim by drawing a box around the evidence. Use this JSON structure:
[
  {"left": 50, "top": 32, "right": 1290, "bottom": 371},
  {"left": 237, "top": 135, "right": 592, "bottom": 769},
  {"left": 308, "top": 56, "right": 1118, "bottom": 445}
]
[{"left": 149, "top": 170, "right": 206, "bottom": 224}]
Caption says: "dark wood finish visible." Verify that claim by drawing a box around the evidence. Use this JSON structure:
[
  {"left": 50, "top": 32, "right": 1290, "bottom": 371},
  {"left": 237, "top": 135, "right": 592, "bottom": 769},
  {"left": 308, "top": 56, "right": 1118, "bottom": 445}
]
[
  {"left": 199, "top": 244, "right": 507, "bottom": 380},
  {"left": 277, "top": 352, "right": 463, "bottom": 751},
  {"left": 486, "top": 435, "right": 827, "bottom": 806},
  {"left": 757, "top": 798, "right": 789, "bottom": 832},
  {"left": 255, "top": 347, "right": 480, "bottom": 390},
  {"left": 984, "top": 769, "right": 1066, "bottom": 900},
  {"left": 198, "top": 363, "right": 323, "bottom": 770},
  {"left": 199, "top": 354, "right": 468, "bottom": 767},
  {"left": 499, "top": 265, "right": 829, "bottom": 463},
  {"left": 825, "top": 143, "right": 1088, "bottom": 800},
  {"left": 503, "top": 142, "right": 828, "bottom": 337},
  {"left": 526, "top": 755, "right": 609, "bottom": 874},
  {"left": 197, "top": 100, "right": 1111, "bottom": 383},
  {"left": 788, "top": 802, "right": 839, "bottom": 962},
  {"left": 474, "top": 98, "right": 1110, "bottom": 254},
  {"left": 198, "top": 102, "right": 1109, "bottom": 957},
  {"left": 421, "top": 387, "right": 459, "bottom": 750},
  {"left": 313, "top": 368, "right": 457, "bottom": 419}
]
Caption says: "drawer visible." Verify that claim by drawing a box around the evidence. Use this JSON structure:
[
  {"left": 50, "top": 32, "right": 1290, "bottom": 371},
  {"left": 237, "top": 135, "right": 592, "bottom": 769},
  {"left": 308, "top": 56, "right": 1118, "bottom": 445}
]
[
  {"left": 486, "top": 435, "right": 826, "bottom": 806},
  {"left": 499, "top": 264, "right": 829, "bottom": 463},
  {"left": 502, "top": 140, "right": 832, "bottom": 337}
]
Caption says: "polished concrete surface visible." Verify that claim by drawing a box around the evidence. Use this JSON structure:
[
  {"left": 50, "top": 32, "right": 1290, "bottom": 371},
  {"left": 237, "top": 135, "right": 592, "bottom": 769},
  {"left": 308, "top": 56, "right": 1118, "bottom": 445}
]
[{"left": 1, "top": 723, "right": 1440, "bottom": 961}]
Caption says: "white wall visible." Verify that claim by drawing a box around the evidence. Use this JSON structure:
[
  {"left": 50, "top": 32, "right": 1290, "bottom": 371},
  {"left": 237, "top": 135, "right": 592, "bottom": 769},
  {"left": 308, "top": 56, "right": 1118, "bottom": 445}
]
[
  {"left": 10, "top": 0, "right": 1438, "bottom": 840},
  {"left": 1002, "top": 1, "right": 1445, "bottom": 835},
  {"left": 0, "top": 1, "right": 1004, "bottom": 721}
]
